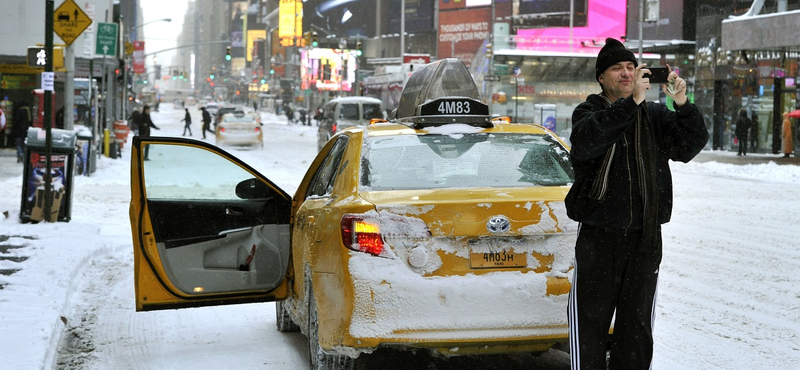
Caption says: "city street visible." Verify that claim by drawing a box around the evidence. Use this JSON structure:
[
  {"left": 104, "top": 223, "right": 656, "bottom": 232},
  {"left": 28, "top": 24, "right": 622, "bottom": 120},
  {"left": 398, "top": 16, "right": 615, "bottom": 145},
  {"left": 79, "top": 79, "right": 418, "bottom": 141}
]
[{"left": 1, "top": 104, "right": 800, "bottom": 370}]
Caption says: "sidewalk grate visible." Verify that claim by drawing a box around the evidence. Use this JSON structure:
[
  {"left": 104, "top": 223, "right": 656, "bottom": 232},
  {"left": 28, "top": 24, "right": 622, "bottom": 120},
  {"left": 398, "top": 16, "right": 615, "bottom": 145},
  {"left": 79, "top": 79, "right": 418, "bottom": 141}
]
[
  {"left": 0, "top": 256, "right": 28, "bottom": 263},
  {"left": 0, "top": 269, "right": 20, "bottom": 276},
  {"left": 0, "top": 235, "right": 35, "bottom": 289}
]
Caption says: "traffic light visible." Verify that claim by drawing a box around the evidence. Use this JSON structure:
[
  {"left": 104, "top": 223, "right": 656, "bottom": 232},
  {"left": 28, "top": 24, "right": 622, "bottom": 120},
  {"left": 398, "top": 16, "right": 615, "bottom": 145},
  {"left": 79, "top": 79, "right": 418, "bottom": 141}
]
[
  {"left": 209, "top": 73, "right": 215, "bottom": 80},
  {"left": 225, "top": 46, "right": 232, "bottom": 61},
  {"left": 302, "top": 31, "right": 311, "bottom": 48},
  {"left": 260, "top": 77, "right": 267, "bottom": 84},
  {"left": 355, "top": 41, "right": 362, "bottom": 57},
  {"left": 485, "top": 43, "right": 493, "bottom": 59},
  {"left": 311, "top": 32, "right": 318, "bottom": 47}
]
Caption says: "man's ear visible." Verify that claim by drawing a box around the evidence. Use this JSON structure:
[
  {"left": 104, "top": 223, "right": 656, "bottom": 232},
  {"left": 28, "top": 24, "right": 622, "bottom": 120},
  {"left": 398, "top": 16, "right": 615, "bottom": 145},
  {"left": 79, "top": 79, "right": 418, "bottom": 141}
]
[{"left": 598, "top": 73, "right": 604, "bottom": 85}]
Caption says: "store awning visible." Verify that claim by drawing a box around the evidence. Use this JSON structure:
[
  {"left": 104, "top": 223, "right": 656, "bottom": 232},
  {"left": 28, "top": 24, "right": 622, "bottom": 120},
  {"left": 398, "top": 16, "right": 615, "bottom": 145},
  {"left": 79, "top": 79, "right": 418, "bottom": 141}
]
[{"left": 722, "top": 10, "right": 800, "bottom": 51}]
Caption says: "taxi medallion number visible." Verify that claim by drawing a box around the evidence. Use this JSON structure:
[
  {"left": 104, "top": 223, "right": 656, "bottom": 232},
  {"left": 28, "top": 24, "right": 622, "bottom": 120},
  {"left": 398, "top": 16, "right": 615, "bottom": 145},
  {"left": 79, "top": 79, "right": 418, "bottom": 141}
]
[
  {"left": 419, "top": 97, "right": 489, "bottom": 117},
  {"left": 469, "top": 250, "right": 527, "bottom": 269}
]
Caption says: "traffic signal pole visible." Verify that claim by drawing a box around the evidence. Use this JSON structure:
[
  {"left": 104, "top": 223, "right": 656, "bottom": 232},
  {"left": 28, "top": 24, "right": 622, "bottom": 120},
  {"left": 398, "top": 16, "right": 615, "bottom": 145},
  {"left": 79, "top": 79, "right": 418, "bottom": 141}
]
[{"left": 44, "top": 0, "right": 55, "bottom": 221}]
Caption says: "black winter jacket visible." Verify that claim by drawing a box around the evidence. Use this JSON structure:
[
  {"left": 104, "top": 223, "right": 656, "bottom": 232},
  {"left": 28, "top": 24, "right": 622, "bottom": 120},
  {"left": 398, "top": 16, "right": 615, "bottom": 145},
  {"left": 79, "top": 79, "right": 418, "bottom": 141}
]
[{"left": 566, "top": 94, "right": 708, "bottom": 232}]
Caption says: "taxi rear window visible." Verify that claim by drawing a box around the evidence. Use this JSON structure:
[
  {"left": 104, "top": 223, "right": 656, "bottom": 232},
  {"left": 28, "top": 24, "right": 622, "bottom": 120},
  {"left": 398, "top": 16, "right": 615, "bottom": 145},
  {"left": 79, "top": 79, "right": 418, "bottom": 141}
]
[{"left": 361, "top": 133, "right": 574, "bottom": 190}]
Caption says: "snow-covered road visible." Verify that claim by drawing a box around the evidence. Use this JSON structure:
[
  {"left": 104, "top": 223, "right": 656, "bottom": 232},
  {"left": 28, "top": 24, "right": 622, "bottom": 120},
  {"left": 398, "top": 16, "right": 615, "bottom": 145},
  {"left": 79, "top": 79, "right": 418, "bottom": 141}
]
[{"left": 1, "top": 104, "right": 799, "bottom": 370}]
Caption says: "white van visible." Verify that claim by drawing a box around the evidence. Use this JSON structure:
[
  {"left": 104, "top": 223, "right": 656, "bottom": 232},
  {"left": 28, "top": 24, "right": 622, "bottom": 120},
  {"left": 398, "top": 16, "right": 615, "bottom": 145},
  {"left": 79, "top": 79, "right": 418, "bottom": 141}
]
[{"left": 316, "top": 96, "right": 384, "bottom": 150}]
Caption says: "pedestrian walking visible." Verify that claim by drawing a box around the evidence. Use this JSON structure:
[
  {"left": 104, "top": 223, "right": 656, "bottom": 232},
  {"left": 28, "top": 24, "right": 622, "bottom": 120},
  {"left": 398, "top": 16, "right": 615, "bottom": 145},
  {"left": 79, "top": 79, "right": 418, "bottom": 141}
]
[
  {"left": 11, "top": 105, "right": 32, "bottom": 163},
  {"left": 200, "top": 107, "right": 213, "bottom": 139},
  {"left": 181, "top": 108, "right": 192, "bottom": 136},
  {"left": 782, "top": 112, "right": 793, "bottom": 158},
  {"left": 285, "top": 105, "right": 294, "bottom": 125},
  {"left": 128, "top": 107, "right": 141, "bottom": 136},
  {"left": 136, "top": 105, "right": 160, "bottom": 160},
  {"left": 565, "top": 38, "right": 708, "bottom": 370},
  {"left": 734, "top": 108, "right": 751, "bottom": 156}
]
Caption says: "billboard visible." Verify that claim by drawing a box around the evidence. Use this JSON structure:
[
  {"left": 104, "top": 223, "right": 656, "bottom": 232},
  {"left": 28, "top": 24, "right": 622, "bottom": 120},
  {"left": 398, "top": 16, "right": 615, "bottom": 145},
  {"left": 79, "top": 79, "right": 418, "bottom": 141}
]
[
  {"left": 438, "top": 7, "right": 491, "bottom": 65},
  {"left": 516, "top": 0, "right": 588, "bottom": 29},
  {"left": 303, "top": 0, "right": 376, "bottom": 38},
  {"left": 515, "top": 0, "right": 627, "bottom": 54},
  {"left": 439, "top": 0, "right": 509, "bottom": 11},
  {"left": 301, "top": 48, "right": 357, "bottom": 91}
]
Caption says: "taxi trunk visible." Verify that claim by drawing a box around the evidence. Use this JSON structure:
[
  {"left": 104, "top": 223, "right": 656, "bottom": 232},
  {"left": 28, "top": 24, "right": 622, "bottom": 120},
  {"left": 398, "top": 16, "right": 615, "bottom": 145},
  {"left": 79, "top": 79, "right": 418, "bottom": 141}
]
[{"left": 340, "top": 186, "right": 576, "bottom": 352}]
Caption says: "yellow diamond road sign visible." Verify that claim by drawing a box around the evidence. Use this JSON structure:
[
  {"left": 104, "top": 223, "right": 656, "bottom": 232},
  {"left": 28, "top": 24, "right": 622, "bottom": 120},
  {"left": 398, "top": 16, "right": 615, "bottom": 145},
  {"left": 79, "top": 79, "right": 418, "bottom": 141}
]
[{"left": 54, "top": 0, "right": 92, "bottom": 46}]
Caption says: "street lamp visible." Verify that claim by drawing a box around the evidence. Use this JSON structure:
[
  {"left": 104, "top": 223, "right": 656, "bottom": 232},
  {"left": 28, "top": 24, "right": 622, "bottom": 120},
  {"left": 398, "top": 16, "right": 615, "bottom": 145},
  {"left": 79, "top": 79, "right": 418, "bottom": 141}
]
[{"left": 130, "top": 18, "right": 172, "bottom": 34}]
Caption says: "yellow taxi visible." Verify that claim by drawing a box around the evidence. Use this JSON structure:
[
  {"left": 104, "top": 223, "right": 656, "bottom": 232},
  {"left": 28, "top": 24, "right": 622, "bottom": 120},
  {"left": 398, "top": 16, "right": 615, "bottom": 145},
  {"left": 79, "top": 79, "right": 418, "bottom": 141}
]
[{"left": 129, "top": 59, "right": 576, "bottom": 370}]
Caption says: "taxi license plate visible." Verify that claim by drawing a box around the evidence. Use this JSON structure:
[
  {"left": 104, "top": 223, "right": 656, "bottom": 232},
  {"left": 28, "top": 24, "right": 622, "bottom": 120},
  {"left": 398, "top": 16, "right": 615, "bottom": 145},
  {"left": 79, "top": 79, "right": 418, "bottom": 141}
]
[{"left": 469, "top": 251, "right": 527, "bottom": 269}]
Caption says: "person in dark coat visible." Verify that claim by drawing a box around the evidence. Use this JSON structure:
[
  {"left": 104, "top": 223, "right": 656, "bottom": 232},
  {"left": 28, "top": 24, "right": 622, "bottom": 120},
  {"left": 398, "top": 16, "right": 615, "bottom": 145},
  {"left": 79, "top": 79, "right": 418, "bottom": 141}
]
[
  {"left": 566, "top": 38, "right": 708, "bottom": 370},
  {"left": 136, "top": 105, "right": 160, "bottom": 160},
  {"left": 200, "top": 107, "right": 213, "bottom": 139},
  {"left": 128, "top": 107, "right": 141, "bottom": 136},
  {"left": 11, "top": 105, "right": 32, "bottom": 163},
  {"left": 181, "top": 108, "right": 192, "bottom": 136},
  {"left": 734, "top": 108, "right": 751, "bottom": 156}
]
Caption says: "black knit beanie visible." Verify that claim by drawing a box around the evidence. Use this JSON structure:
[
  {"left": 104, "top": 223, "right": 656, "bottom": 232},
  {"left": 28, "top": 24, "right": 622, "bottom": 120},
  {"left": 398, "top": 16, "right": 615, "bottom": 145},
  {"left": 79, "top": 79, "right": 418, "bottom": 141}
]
[{"left": 595, "top": 37, "right": 638, "bottom": 81}]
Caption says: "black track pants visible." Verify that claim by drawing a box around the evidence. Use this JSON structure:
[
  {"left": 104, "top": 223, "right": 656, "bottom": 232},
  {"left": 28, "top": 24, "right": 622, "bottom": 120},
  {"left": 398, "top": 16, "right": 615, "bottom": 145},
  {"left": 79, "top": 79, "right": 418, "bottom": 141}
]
[{"left": 568, "top": 224, "right": 662, "bottom": 370}]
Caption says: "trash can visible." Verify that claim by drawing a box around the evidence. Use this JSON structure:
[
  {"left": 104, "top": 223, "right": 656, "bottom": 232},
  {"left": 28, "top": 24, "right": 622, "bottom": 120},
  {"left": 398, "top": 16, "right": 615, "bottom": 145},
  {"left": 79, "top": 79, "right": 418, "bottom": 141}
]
[
  {"left": 19, "top": 128, "right": 77, "bottom": 223},
  {"left": 75, "top": 125, "right": 94, "bottom": 176}
]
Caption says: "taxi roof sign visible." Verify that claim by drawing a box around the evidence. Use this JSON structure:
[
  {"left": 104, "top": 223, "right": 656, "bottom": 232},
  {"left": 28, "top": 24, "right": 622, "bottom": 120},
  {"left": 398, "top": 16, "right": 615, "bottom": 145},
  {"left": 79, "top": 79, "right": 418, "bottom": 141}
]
[
  {"left": 53, "top": 0, "right": 92, "bottom": 46},
  {"left": 395, "top": 59, "right": 480, "bottom": 120}
]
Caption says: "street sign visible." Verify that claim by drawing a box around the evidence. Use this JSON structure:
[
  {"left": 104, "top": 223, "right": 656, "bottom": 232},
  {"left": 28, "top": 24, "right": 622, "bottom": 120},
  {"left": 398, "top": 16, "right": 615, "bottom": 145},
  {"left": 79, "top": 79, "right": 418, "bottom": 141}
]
[
  {"left": 483, "top": 75, "right": 500, "bottom": 82},
  {"left": 53, "top": 0, "right": 92, "bottom": 46},
  {"left": 95, "top": 22, "right": 118, "bottom": 56},
  {"left": 26, "top": 47, "right": 65, "bottom": 69}
]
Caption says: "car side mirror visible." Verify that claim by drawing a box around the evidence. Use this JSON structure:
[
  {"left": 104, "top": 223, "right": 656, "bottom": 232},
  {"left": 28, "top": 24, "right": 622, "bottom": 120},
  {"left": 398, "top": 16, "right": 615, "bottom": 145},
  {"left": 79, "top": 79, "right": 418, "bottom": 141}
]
[{"left": 235, "top": 178, "right": 273, "bottom": 200}]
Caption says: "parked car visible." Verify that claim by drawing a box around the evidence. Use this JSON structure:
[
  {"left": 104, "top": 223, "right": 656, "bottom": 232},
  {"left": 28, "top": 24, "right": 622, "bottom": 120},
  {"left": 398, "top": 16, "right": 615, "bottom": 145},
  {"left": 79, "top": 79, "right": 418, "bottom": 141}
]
[
  {"left": 128, "top": 59, "right": 576, "bottom": 370},
  {"left": 214, "top": 111, "right": 263, "bottom": 149},
  {"left": 317, "top": 96, "right": 384, "bottom": 150}
]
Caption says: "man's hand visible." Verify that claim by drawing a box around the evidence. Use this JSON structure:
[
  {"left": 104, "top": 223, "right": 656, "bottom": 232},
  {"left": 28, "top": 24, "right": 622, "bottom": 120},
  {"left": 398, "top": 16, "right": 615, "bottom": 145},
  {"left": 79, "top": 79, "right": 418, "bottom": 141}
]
[
  {"left": 662, "top": 64, "right": 688, "bottom": 107},
  {"left": 633, "top": 64, "right": 651, "bottom": 105}
]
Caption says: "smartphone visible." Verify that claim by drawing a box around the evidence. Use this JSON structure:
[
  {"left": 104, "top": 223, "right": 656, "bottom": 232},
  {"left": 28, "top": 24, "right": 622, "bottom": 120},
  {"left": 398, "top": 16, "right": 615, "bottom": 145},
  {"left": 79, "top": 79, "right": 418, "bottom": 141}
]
[{"left": 647, "top": 67, "right": 671, "bottom": 84}]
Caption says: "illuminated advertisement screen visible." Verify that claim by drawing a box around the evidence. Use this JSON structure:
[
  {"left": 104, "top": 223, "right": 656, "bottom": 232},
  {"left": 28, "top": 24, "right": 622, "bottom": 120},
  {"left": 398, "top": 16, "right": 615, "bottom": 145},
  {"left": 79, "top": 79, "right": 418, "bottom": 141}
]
[
  {"left": 516, "top": 0, "right": 587, "bottom": 28},
  {"left": 515, "top": 0, "right": 626, "bottom": 54},
  {"left": 303, "top": 0, "right": 376, "bottom": 38},
  {"left": 301, "top": 48, "right": 357, "bottom": 91}
]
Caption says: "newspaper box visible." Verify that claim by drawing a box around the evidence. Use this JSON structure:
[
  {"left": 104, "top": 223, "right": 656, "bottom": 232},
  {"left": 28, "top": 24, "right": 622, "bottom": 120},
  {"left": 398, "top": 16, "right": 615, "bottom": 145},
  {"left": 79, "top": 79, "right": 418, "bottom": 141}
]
[{"left": 19, "top": 128, "right": 77, "bottom": 223}]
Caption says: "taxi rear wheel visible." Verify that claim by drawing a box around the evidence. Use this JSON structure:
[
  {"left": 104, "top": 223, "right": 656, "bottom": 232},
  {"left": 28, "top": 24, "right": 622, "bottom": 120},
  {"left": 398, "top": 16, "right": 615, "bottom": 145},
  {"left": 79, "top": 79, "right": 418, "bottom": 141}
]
[
  {"left": 276, "top": 301, "right": 300, "bottom": 332},
  {"left": 308, "top": 287, "right": 354, "bottom": 370}
]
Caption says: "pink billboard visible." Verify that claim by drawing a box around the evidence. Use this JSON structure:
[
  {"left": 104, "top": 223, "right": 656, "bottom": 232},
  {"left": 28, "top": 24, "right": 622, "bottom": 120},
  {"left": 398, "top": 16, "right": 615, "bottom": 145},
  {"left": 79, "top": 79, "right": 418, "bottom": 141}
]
[{"left": 515, "top": 0, "right": 627, "bottom": 54}]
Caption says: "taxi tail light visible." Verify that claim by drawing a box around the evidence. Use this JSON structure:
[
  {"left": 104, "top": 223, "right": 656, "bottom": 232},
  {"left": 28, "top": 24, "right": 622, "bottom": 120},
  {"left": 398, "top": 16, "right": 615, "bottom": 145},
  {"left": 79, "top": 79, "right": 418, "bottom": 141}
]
[
  {"left": 219, "top": 127, "right": 227, "bottom": 132},
  {"left": 254, "top": 127, "right": 261, "bottom": 132},
  {"left": 332, "top": 123, "right": 337, "bottom": 133},
  {"left": 341, "top": 215, "right": 384, "bottom": 256}
]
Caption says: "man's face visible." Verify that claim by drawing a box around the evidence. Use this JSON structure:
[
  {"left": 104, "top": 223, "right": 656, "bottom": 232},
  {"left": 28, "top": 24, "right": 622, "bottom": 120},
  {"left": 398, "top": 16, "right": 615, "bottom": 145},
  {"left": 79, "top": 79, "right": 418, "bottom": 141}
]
[{"left": 599, "top": 61, "right": 636, "bottom": 99}]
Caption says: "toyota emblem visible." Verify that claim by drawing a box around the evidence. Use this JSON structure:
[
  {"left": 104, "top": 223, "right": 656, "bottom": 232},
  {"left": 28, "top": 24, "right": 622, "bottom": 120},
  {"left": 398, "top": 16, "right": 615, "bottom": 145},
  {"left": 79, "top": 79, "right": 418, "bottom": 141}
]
[{"left": 486, "top": 216, "right": 511, "bottom": 233}]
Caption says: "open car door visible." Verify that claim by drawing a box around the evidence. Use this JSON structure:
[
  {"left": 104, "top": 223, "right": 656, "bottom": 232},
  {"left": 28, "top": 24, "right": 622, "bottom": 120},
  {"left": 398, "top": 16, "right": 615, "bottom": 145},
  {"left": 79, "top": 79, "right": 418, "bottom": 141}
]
[{"left": 129, "top": 136, "right": 292, "bottom": 311}]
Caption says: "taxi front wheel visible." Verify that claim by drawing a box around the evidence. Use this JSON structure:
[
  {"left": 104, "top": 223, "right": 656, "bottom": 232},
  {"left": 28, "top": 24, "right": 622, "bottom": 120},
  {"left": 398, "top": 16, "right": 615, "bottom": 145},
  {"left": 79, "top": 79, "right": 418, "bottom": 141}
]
[{"left": 308, "top": 287, "right": 354, "bottom": 370}]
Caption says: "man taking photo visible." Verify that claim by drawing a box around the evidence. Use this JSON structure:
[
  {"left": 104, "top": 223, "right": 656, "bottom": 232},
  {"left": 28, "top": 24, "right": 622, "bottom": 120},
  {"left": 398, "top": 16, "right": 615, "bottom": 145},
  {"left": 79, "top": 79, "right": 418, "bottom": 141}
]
[{"left": 566, "top": 37, "right": 708, "bottom": 370}]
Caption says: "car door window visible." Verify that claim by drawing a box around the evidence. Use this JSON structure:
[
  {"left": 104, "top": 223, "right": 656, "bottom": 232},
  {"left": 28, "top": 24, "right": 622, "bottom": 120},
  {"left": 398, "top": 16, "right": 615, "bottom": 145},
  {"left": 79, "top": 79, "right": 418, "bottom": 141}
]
[
  {"left": 338, "top": 103, "right": 359, "bottom": 120},
  {"left": 306, "top": 137, "right": 348, "bottom": 198},
  {"left": 143, "top": 144, "right": 256, "bottom": 200},
  {"left": 324, "top": 104, "right": 335, "bottom": 120},
  {"left": 362, "top": 103, "right": 383, "bottom": 119}
]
